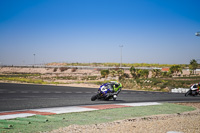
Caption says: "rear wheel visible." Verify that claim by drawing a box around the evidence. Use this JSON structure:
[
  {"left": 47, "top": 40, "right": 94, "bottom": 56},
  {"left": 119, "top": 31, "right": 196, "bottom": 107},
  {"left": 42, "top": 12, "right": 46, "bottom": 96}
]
[{"left": 91, "top": 94, "right": 98, "bottom": 101}]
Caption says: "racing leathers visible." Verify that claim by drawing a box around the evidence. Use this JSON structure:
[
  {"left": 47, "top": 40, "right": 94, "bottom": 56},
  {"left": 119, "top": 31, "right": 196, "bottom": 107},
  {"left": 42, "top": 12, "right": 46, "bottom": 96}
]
[
  {"left": 109, "top": 81, "right": 122, "bottom": 95},
  {"left": 191, "top": 83, "right": 200, "bottom": 94},
  {"left": 105, "top": 81, "right": 122, "bottom": 100}
]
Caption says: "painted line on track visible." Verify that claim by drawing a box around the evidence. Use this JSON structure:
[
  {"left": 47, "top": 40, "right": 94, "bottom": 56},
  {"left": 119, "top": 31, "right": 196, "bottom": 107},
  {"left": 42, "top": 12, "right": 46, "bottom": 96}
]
[
  {"left": 0, "top": 102, "right": 161, "bottom": 120},
  {"left": 82, "top": 104, "right": 131, "bottom": 110}
]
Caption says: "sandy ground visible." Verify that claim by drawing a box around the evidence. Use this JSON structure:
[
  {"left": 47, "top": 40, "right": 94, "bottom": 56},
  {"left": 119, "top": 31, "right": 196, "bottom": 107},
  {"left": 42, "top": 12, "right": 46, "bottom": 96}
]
[{"left": 47, "top": 103, "right": 200, "bottom": 133}]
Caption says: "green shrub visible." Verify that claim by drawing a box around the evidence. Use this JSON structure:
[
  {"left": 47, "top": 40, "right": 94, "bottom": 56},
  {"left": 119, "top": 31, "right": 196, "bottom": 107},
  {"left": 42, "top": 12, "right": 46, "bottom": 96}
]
[
  {"left": 53, "top": 68, "right": 58, "bottom": 72},
  {"left": 101, "top": 70, "right": 109, "bottom": 78},
  {"left": 71, "top": 67, "right": 78, "bottom": 72},
  {"left": 57, "top": 76, "right": 78, "bottom": 80},
  {"left": 81, "top": 76, "right": 97, "bottom": 80},
  {"left": 119, "top": 73, "right": 130, "bottom": 80},
  {"left": 59, "top": 67, "right": 69, "bottom": 72}
]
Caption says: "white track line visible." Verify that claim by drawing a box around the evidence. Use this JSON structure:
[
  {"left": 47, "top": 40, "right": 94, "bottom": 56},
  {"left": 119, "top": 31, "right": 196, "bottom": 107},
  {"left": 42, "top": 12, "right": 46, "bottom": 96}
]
[
  {"left": 117, "top": 102, "right": 162, "bottom": 106},
  {"left": 0, "top": 113, "right": 35, "bottom": 120},
  {"left": 31, "top": 106, "right": 97, "bottom": 114},
  {"left": 0, "top": 102, "right": 161, "bottom": 120}
]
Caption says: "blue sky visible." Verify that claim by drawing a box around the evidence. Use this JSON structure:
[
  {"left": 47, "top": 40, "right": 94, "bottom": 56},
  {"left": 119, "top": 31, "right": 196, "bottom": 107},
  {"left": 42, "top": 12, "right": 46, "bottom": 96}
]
[{"left": 0, "top": 0, "right": 199, "bottom": 65}]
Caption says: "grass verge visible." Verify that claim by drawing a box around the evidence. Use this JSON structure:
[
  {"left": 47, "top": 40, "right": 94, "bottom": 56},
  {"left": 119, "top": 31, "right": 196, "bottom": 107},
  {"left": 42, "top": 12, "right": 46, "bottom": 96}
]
[{"left": 0, "top": 103, "right": 195, "bottom": 133}]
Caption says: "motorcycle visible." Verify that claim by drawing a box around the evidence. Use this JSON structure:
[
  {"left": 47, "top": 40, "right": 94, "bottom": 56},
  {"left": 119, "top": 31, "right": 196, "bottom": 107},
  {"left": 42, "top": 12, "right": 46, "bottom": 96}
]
[
  {"left": 91, "top": 83, "right": 117, "bottom": 101},
  {"left": 185, "top": 84, "right": 199, "bottom": 97}
]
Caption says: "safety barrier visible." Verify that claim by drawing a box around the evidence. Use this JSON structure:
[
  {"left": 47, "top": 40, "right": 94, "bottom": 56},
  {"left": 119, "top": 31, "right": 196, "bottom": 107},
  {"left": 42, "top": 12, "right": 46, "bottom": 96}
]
[{"left": 171, "top": 88, "right": 190, "bottom": 93}]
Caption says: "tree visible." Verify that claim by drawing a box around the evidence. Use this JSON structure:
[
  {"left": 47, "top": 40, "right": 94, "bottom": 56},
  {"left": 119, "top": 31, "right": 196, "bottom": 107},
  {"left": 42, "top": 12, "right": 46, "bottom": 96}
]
[
  {"left": 130, "top": 66, "right": 137, "bottom": 79},
  {"left": 130, "top": 66, "right": 150, "bottom": 79},
  {"left": 140, "top": 69, "right": 149, "bottom": 78},
  {"left": 152, "top": 69, "right": 161, "bottom": 78},
  {"left": 169, "top": 65, "right": 182, "bottom": 76},
  {"left": 161, "top": 71, "right": 171, "bottom": 77},
  {"left": 189, "top": 59, "right": 198, "bottom": 74},
  {"left": 135, "top": 69, "right": 142, "bottom": 78}
]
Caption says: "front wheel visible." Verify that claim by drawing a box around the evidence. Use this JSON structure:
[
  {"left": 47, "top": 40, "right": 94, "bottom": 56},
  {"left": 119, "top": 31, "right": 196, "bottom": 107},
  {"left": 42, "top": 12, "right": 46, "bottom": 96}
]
[
  {"left": 113, "top": 95, "right": 117, "bottom": 101},
  {"left": 185, "top": 90, "right": 190, "bottom": 97}
]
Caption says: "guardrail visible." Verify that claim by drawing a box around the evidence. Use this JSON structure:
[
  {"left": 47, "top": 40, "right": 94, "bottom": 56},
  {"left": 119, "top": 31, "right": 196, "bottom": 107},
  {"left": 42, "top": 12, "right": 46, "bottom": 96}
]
[
  {"left": 171, "top": 88, "right": 190, "bottom": 93},
  {"left": 1, "top": 65, "right": 200, "bottom": 71},
  {"left": 0, "top": 65, "right": 162, "bottom": 70}
]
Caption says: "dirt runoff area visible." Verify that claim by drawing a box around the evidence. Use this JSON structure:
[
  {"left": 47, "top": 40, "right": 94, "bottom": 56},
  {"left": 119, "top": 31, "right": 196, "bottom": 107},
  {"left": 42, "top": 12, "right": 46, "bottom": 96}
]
[{"left": 47, "top": 103, "right": 200, "bottom": 133}]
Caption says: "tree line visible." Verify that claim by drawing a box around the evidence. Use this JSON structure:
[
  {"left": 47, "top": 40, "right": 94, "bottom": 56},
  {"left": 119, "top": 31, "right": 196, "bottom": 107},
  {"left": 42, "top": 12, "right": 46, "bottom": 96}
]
[{"left": 101, "top": 59, "right": 199, "bottom": 79}]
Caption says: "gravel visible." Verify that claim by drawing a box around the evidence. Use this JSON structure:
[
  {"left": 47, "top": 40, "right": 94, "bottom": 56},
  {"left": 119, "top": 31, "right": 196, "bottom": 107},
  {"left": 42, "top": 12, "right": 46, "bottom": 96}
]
[{"left": 47, "top": 103, "right": 200, "bottom": 133}]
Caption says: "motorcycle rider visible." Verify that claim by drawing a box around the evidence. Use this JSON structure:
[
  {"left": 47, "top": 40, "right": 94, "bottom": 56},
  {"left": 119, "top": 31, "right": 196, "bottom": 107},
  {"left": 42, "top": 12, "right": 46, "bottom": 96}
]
[
  {"left": 190, "top": 82, "right": 200, "bottom": 94},
  {"left": 106, "top": 81, "right": 122, "bottom": 99},
  {"left": 110, "top": 81, "right": 122, "bottom": 94}
]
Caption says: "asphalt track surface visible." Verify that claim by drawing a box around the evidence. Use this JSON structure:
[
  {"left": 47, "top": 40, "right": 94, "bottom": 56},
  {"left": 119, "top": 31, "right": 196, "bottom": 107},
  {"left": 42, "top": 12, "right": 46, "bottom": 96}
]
[{"left": 0, "top": 83, "right": 200, "bottom": 112}]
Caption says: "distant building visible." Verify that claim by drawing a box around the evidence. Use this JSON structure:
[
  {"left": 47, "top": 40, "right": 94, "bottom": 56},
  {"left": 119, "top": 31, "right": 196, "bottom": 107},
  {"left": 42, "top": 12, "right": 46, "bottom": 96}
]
[{"left": 161, "top": 68, "right": 169, "bottom": 72}]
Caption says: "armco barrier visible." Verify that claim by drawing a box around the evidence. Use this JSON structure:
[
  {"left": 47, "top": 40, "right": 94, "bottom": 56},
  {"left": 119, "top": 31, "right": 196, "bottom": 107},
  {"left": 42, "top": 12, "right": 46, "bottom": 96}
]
[
  {"left": 0, "top": 65, "right": 162, "bottom": 70},
  {"left": 171, "top": 88, "right": 190, "bottom": 93}
]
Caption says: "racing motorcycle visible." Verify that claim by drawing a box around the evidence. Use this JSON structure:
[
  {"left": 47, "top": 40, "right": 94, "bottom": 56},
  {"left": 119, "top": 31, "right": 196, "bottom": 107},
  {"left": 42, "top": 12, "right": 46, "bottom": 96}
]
[
  {"left": 91, "top": 83, "right": 117, "bottom": 101},
  {"left": 185, "top": 84, "right": 199, "bottom": 97}
]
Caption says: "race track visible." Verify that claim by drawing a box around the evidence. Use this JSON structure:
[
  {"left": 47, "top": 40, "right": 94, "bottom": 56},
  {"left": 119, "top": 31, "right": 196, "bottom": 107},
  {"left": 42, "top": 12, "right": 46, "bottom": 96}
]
[{"left": 0, "top": 83, "right": 199, "bottom": 112}]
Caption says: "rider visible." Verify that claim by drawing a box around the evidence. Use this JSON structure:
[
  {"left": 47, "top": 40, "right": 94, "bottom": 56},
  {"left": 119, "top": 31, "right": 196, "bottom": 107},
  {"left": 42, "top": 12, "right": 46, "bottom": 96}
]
[
  {"left": 190, "top": 82, "right": 200, "bottom": 94},
  {"left": 107, "top": 81, "right": 122, "bottom": 96}
]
